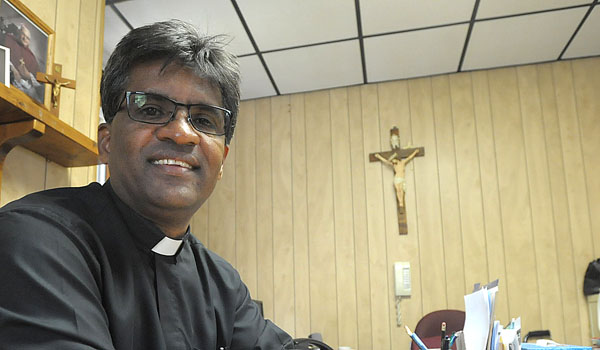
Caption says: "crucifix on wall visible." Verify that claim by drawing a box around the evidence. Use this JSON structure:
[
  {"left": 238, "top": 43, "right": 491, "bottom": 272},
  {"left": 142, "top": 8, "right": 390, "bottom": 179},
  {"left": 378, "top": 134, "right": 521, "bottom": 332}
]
[
  {"left": 369, "top": 127, "right": 424, "bottom": 234},
  {"left": 36, "top": 63, "right": 76, "bottom": 115}
]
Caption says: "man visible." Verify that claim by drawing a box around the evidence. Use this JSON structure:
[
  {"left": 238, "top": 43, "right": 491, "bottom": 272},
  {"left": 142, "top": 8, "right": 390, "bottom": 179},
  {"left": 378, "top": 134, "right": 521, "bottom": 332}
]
[
  {"left": 0, "top": 20, "right": 293, "bottom": 349},
  {"left": 2, "top": 22, "right": 42, "bottom": 97}
]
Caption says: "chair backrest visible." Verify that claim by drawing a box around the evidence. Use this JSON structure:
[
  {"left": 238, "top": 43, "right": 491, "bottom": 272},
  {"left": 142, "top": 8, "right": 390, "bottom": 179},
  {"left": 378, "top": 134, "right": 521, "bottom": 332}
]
[
  {"left": 292, "top": 338, "right": 333, "bottom": 350},
  {"left": 410, "top": 309, "right": 465, "bottom": 350}
]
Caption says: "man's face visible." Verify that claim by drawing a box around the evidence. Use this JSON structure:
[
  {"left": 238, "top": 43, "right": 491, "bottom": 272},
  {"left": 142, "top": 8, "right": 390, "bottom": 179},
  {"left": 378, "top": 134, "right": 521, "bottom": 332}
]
[
  {"left": 19, "top": 26, "right": 30, "bottom": 48},
  {"left": 98, "top": 60, "right": 228, "bottom": 235}
]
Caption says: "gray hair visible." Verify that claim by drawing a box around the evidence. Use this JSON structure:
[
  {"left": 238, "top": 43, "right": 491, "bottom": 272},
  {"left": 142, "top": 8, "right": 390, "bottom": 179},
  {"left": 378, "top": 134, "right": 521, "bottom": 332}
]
[{"left": 101, "top": 20, "right": 241, "bottom": 144}]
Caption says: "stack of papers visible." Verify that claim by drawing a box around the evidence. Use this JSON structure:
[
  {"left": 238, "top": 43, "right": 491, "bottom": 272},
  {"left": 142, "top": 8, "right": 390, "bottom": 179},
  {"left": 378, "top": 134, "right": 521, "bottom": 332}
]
[{"left": 462, "top": 280, "right": 499, "bottom": 350}]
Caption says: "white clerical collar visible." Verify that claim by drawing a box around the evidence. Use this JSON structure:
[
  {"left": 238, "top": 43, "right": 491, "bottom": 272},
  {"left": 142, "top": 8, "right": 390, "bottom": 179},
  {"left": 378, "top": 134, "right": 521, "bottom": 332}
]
[{"left": 151, "top": 236, "right": 183, "bottom": 256}]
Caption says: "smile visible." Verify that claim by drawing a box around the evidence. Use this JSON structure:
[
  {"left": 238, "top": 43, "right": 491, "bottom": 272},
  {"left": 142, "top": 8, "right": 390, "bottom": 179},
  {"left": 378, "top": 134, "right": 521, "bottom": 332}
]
[{"left": 151, "top": 159, "right": 193, "bottom": 169}]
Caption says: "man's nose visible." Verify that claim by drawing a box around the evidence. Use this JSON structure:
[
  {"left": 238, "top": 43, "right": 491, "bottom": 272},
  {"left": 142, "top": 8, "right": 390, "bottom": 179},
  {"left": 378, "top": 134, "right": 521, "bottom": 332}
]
[{"left": 155, "top": 108, "right": 200, "bottom": 145}]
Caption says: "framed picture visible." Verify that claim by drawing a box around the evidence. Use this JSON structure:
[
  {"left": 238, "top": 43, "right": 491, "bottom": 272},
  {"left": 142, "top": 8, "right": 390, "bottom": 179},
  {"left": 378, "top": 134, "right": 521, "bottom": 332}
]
[{"left": 0, "top": 0, "right": 53, "bottom": 105}]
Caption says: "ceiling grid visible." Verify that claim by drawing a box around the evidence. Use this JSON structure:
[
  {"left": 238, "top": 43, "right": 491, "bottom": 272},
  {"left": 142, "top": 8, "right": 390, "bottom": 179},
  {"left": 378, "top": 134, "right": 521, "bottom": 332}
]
[{"left": 103, "top": 0, "right": 600, "bottom": 100}]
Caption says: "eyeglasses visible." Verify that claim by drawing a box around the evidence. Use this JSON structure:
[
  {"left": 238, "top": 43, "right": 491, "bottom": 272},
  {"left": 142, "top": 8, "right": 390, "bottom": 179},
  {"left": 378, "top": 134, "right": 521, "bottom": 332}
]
[{"left": 121, "top": 91, "right": 232, "bottom": 136}]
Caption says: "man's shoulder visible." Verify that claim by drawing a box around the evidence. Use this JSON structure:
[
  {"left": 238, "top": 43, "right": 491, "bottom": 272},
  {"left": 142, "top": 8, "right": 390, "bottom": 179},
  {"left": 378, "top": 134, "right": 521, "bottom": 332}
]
[
  {"left": 0, "top": 183, "right": 113, "bottom": 269},
  {"left": 0, "top": 182, "right": 108, "bottom": 224},
  {"left": 188, "top": 236, "right": 233, "bottom": 269},
  {"left": 187, "top": 236, "right": 241, "bottom": 283}
]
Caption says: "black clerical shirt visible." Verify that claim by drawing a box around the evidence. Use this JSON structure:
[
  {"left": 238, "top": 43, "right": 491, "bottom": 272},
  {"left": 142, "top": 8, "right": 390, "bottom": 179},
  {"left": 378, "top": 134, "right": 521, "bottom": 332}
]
[{"left": 0, "top": 182, "right": 292, "bottom": 349}]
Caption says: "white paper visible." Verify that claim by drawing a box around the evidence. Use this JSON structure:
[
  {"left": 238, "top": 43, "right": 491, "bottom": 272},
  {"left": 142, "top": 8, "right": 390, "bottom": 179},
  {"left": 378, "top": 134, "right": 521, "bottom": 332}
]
[
  {"left": 486, "top": 285, "right": 498, "bottom": 349},
  {"left": 0, "top": 45, "right": 9, "bottom": 87},
  {"left": 464, "top": 288, "right": 490, "bottom": 350}
]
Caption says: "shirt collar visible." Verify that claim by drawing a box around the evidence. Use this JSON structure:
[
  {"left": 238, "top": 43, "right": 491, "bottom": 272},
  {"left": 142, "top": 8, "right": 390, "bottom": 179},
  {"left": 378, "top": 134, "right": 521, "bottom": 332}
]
[
  {"left": 151, "top": 236, "right": 184, "bottom": 256},
  {"left": 104, "top": 181, "right": 189, "bottom": 257}
]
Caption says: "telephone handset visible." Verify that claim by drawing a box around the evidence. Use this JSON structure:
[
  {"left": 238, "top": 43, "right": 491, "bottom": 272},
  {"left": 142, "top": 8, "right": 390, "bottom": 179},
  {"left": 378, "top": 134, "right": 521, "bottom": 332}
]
[{"left": 394, "top": 262, "right": 411, "bottom": 297}]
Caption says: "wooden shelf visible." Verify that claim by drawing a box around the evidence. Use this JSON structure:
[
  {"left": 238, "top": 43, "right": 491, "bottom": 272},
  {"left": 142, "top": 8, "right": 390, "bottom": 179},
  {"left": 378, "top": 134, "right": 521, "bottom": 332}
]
[{"left": 0, "top": 83, "right": 98, "bottom": 167}]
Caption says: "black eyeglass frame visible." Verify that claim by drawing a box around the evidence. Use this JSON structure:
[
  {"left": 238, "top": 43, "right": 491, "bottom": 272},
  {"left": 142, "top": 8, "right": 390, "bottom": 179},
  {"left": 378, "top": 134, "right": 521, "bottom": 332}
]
[{"left": 120, "top": 91, "right": 233, "bottom": 137}]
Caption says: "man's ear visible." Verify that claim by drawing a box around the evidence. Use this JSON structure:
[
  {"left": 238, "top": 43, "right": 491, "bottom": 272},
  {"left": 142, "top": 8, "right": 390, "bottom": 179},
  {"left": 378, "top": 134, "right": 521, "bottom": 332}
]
[
  {"left": 97, "top": 123, "right": 111, "bottom": 164},
  {"left": 217, "top": 146, "right": 229, "bottom": 180}
]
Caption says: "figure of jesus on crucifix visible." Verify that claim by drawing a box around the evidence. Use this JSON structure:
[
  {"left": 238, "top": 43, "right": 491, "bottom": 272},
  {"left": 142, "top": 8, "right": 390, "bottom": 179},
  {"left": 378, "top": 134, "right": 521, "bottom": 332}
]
[
  {"left": 36, "top": 64, "right": 76, "bottom": 114},
  {"left": 374, "top": 149, "right": 419, "bottom": 208},
  {"left": 369, "top": 126, "right": 424, "bottom": 235}
]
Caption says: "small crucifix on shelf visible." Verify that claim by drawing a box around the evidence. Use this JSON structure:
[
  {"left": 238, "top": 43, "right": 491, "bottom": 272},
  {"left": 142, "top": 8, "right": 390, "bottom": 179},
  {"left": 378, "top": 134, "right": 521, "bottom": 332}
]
[
  {"left": 369, "top": 127, "right": 424, "bottom": 235},
  {"left": 36, "top": 63, "right": 76, "bottom": 115}
]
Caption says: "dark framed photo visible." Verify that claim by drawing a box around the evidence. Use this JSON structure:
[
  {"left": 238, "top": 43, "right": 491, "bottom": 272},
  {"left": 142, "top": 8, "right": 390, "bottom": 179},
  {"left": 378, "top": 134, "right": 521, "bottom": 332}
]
[{"left": 0, "top": 0, "right": 53, "bottom": 105}]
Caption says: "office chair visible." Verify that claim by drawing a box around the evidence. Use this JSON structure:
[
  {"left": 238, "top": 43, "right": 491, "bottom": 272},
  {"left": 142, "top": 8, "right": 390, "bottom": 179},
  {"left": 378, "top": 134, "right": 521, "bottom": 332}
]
[
  {"left": 292, "top": 332, "right": 334, "bottom": 350},
  {"left": 410, "top": 309, "right": 465, "bottom": 350},
  {"left": 292, "top": 338, "right": 334, "bottom": 350}
]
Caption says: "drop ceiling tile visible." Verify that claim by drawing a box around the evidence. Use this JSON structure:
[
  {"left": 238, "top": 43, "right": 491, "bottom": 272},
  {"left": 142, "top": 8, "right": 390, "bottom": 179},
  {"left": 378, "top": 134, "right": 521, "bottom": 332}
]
[
  {"left": 237, "top": 0, "right": 357, "bottom": 51},
  {"left": 463, "top": 8, "right": 587, "bottom": 71},
  {"left": 365, "top": 24, "right": 468, "bottom": 82},
  {"left": 563, "top": 7, "right": 600, "bottom": 59},
  {"left": 112, "top": 0, "right": 254, "bottom": 55},
  {"left": 263, "top": 40, "right": 363, "bottom": 95},
  {"left": 103, "top": 6, "right": 131, "bottom": 67},
  {"left": 239, "top": 55, "right": 276, "bottom": 100},
  {"left": 360, "top": 0, "right": 474, "bottom": 36},
  {"left": 477, "top": 0, "right": 591, "bottom": 19}
]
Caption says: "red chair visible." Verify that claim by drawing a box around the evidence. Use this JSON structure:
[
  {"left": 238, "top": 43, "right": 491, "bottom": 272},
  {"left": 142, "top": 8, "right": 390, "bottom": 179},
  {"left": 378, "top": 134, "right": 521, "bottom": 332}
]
[{"left": 410, "top": 309, "right": 465, "bottom": 350}]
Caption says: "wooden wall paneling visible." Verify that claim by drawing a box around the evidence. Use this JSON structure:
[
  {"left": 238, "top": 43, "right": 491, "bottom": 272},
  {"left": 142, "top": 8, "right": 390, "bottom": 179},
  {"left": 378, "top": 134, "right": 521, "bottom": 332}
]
[
  {"left": 89, "top": 0, "right": 104, "bottom": 186},
  {"left": 69, "top": 0, "right": 93, "bottom": 142},
  {"left": 290, "top": 93, "right": 310, "bottom": 338},
  {"left": 488, "top": 68, "right": 541, "bottom": 333},
  {"left": 537, "top": 63, "right": 578, "bottom": 345},
  {"left": 191, "top": 203, "right": 209, "bottom": 245},
  {"left": 1, "top": 147, "right": 46, "bottom": 206},
  {"left": 23, "top": 0, "right": 56, "bottom": 26},
  {"left": 53, "top": 0, "right": 79, "bottom": 187},
  {"left": 208, "top": 132, "right": 236, "bottom": 263},
  {"left": 72, "top": 0, "right": 96, "bottom": 137},
  {"left": 329, "top": 87, "right": 359, "bottom": 348},
  {"left": 377, "top": 81, "right": 402, "bottom": 341},
  {"left": 571, "top": 58, "right": 600, "bottom": 258},
  {"left": 552, "top": 61, "right": 594, "bottom": 344},
  {"left": 347, "top": 86, "right": 373, "bottom": 350},
  {"left": 304, "top": 90, "right": 338, "bottom": 346},
  {"left": 377, "top": 80, "right": 418, "bottom": 350},
  {"left": 516, "top": 65, "right": 564, "bottom": 340},
  {"left": 234, "top": 100, "right": 258, "bottom": 296},
  {"left": 53, "top": 0, "right": 79, "bottom": 127},
  {"left": 45, "top": 160, "right": 69, "bottom": 190},
  {"left": 431, "top": 75, "right": 465, "bottom": 309},
  {"left": 71, "top": 0, "right": 102, "bottom": 186},
  {"left": 470, "top": 71, "right": 510, "bottom": 324},
  {"left": 255, "top": 98, "right": 275, "bottom": 318},
  {"left": 271, "top": 95, "right": 295, "bottom": 334},
  {"left": 384, "top": 80, "right": 422, "bottom": 349},
  {"left": 449, "top": 73, "right": 488, "bottom": 291},
  {"left": 196, "top": 58, "right": 600, "bottom": 348},
  {"left": 408, "top": 77, "right": 446, "bottom": 314},
  {"left": 360, "top": 84, "right": 391, "bottom": 350}
]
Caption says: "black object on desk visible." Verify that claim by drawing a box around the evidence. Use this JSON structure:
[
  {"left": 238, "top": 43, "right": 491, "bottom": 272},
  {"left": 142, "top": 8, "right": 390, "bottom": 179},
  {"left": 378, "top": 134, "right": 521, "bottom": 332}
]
[{"left": 442, "top": 335, "right": 450, "bottom": 350}]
